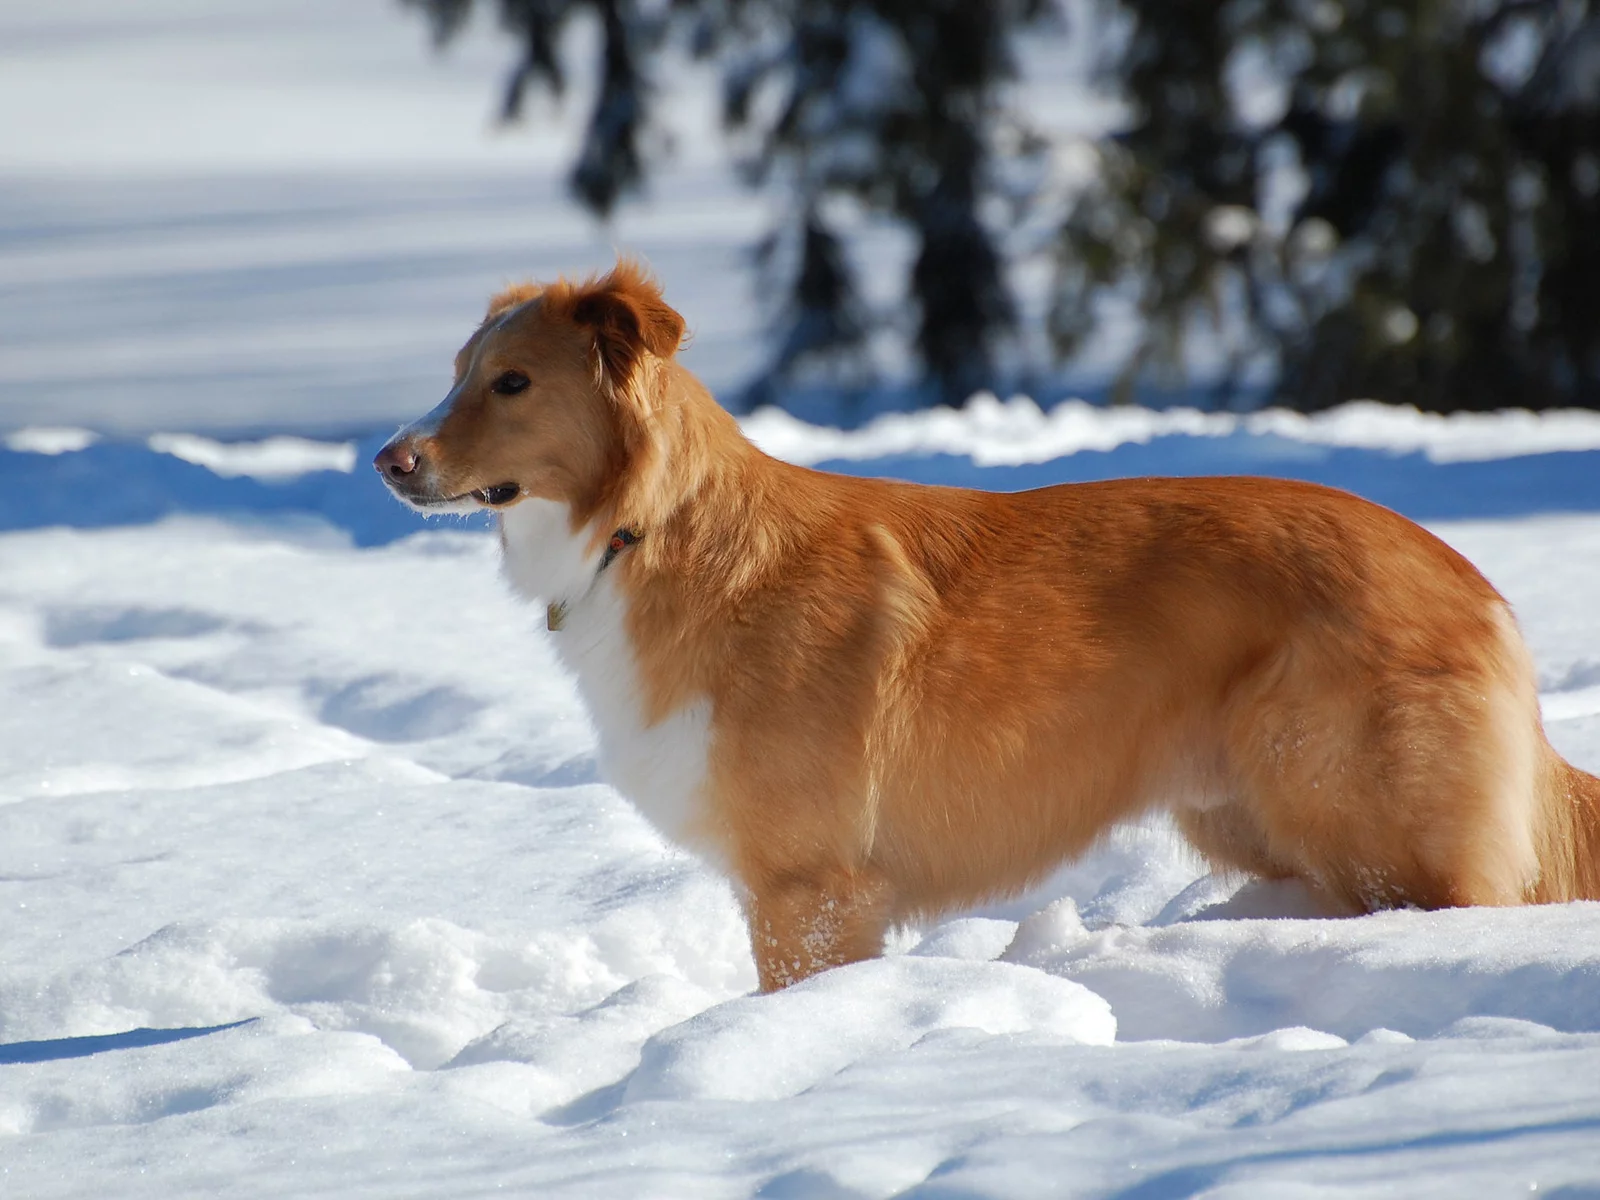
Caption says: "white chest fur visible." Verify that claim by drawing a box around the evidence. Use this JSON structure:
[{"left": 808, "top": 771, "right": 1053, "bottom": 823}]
[{"left": 499, "top": 501, "right": 720, "bottom": 862}]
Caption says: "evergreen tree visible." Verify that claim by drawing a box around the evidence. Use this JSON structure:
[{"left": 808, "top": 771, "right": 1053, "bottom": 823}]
[
  {"left": 1059, "top": 0, "right": 1600, "bottom": 410},
  {"left": 402, "top": 0, "right": 1049, "bottom": 405},
  {"left": 407, "top": 0, "right": 1600, "bottom": 412}
]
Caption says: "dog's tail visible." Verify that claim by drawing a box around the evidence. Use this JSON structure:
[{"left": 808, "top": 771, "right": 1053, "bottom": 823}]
[{"left": 1535, "top": 747, "right": 1600, "bottom": 902}]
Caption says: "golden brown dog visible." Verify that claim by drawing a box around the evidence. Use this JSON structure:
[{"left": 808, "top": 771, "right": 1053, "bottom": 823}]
[{"left": 376, "top": 260, "right": 1600, "bottom": 992}]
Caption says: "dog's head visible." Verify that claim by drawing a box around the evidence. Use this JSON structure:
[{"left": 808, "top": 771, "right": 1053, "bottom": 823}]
[{"left": 374, "top": 260, "right": 686, "bottom": 526}]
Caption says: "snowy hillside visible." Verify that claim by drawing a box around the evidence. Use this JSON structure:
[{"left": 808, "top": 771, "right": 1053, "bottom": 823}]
[{"left": 6, "top": 3, "right": 1600, "bottom": 1197}]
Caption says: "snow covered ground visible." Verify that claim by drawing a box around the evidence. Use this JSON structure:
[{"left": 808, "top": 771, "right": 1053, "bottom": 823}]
[
  {"left": 7, "top": 3, "right": 1600, "bottom": 1197},
  {"left": 3, "top": 443, "right": 1600, "bottom": 1198}
]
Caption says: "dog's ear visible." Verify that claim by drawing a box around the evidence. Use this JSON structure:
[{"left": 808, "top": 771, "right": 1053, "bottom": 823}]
[
  {"left": 570, "top": 262, "right": 686, "bottom": 393},
  {"left": 485, "top": 282, "right": 542, "bottom": 321}
]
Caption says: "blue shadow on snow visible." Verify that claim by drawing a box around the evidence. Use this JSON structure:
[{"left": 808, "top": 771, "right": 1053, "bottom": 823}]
[
  {"left": 0, "top": 1018, "right": 258, "bottom": 1065},
  {"left": 1, "top": 429, "right": 1597, "bottom": 548},
  {"left": 0, "top": 434, "right": 488, "bottom": 547},
  {"left": 818, "top": 430, "right": 1600, "bottom": 524}
]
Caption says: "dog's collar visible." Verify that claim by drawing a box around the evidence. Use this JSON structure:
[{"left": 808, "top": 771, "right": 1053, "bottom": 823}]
[{"left": 547, "top": 527, "right": 641, "bottom": 632}]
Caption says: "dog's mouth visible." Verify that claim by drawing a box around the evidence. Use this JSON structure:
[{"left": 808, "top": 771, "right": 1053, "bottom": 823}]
[
  {"left": 471, "top": 484, "right": 520, "bottom": 507},
  {"left": 389, "top": 481, "right": 521, "bottom": 510}
]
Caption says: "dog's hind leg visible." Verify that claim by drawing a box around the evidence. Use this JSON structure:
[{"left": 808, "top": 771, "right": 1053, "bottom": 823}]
[{"left": 1222, "top": 612, "right": 1543, "bottom": 912}]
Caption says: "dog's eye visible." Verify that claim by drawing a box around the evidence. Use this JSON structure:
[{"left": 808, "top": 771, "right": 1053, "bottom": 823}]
[{"left": 491, "top": 370, "right": 530, "bottom": 395}]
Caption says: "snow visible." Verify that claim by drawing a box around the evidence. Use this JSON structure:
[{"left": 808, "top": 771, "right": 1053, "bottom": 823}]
[
  {"left": 2, "top": 428, "right": 98, "bottom": 456},
  {"left": 7, "top": 4, "right": 1600, "bottom": 1197},
  {"left": 745, "top": 392, "right": 1600, "bottom": 467},
  {"left": 1006, "top": 893, "right": 1600, "bottom": 1042},
  {"left": 3, "top": 451, "right": 1600, "bottom": 1197},
  {"left": 0, "top": 0, "right": 567, "bottom": 175},
  {"left": 145, "top": 433, "right": 358, "bottom": 480},
  {"left": 0, "top": 170, "right": 772, "bottom": 437},
  {"left": 0, "top": 0, "right": 768, "bottom": 437}
]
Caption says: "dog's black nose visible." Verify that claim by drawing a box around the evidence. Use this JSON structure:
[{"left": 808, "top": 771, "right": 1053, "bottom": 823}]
[{"left": 374, "top": 441, "right": 420, "bottom": 478}]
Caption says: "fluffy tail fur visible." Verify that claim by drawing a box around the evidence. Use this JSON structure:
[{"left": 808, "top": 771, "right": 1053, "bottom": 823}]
[{"left": 1536, "top": 748, "right": 1600, "bottom": 902}]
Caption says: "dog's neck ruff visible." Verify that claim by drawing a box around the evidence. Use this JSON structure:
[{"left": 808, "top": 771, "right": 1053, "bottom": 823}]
[
  {"left": 546, "top": 527, "right": 642, "bottom": 632},
  {"left": 503, "top": 502, "right": 720, "bottom": 866}
]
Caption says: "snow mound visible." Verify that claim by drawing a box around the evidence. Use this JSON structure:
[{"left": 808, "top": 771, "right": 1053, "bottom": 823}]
[
  {"left": 146, "top": 433, "right": 357, "bottom": 480},
  {"left": 0, "top": 1016, "right": 409, "bottom": 1136},
  {"left": 625, "top": 957, "right": 1116, "bottom": 1103},
  {"left": 1006, "top": 896, "right": 1600, "bottom": 1042},
  {"left": 3, "top": 427, "right": 97, "bottom": 456},
  {"left": 744, "top": 394, "right": 1600, "bottom": 467}
]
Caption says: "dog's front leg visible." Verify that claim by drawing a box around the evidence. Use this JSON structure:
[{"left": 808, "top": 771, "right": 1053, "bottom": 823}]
[{"left": 744, "top": 867, "right": 893, "bottom": 992}]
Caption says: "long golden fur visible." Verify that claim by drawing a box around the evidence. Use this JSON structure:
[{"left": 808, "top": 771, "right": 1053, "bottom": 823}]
[{"left": 378, "top": 260, "right": 1600, "bottom": 992}]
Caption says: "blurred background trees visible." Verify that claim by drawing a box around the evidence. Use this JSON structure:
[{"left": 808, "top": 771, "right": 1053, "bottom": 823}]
[{"left": 404, "top": 0, "right": 1600, "bottom": 413}]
